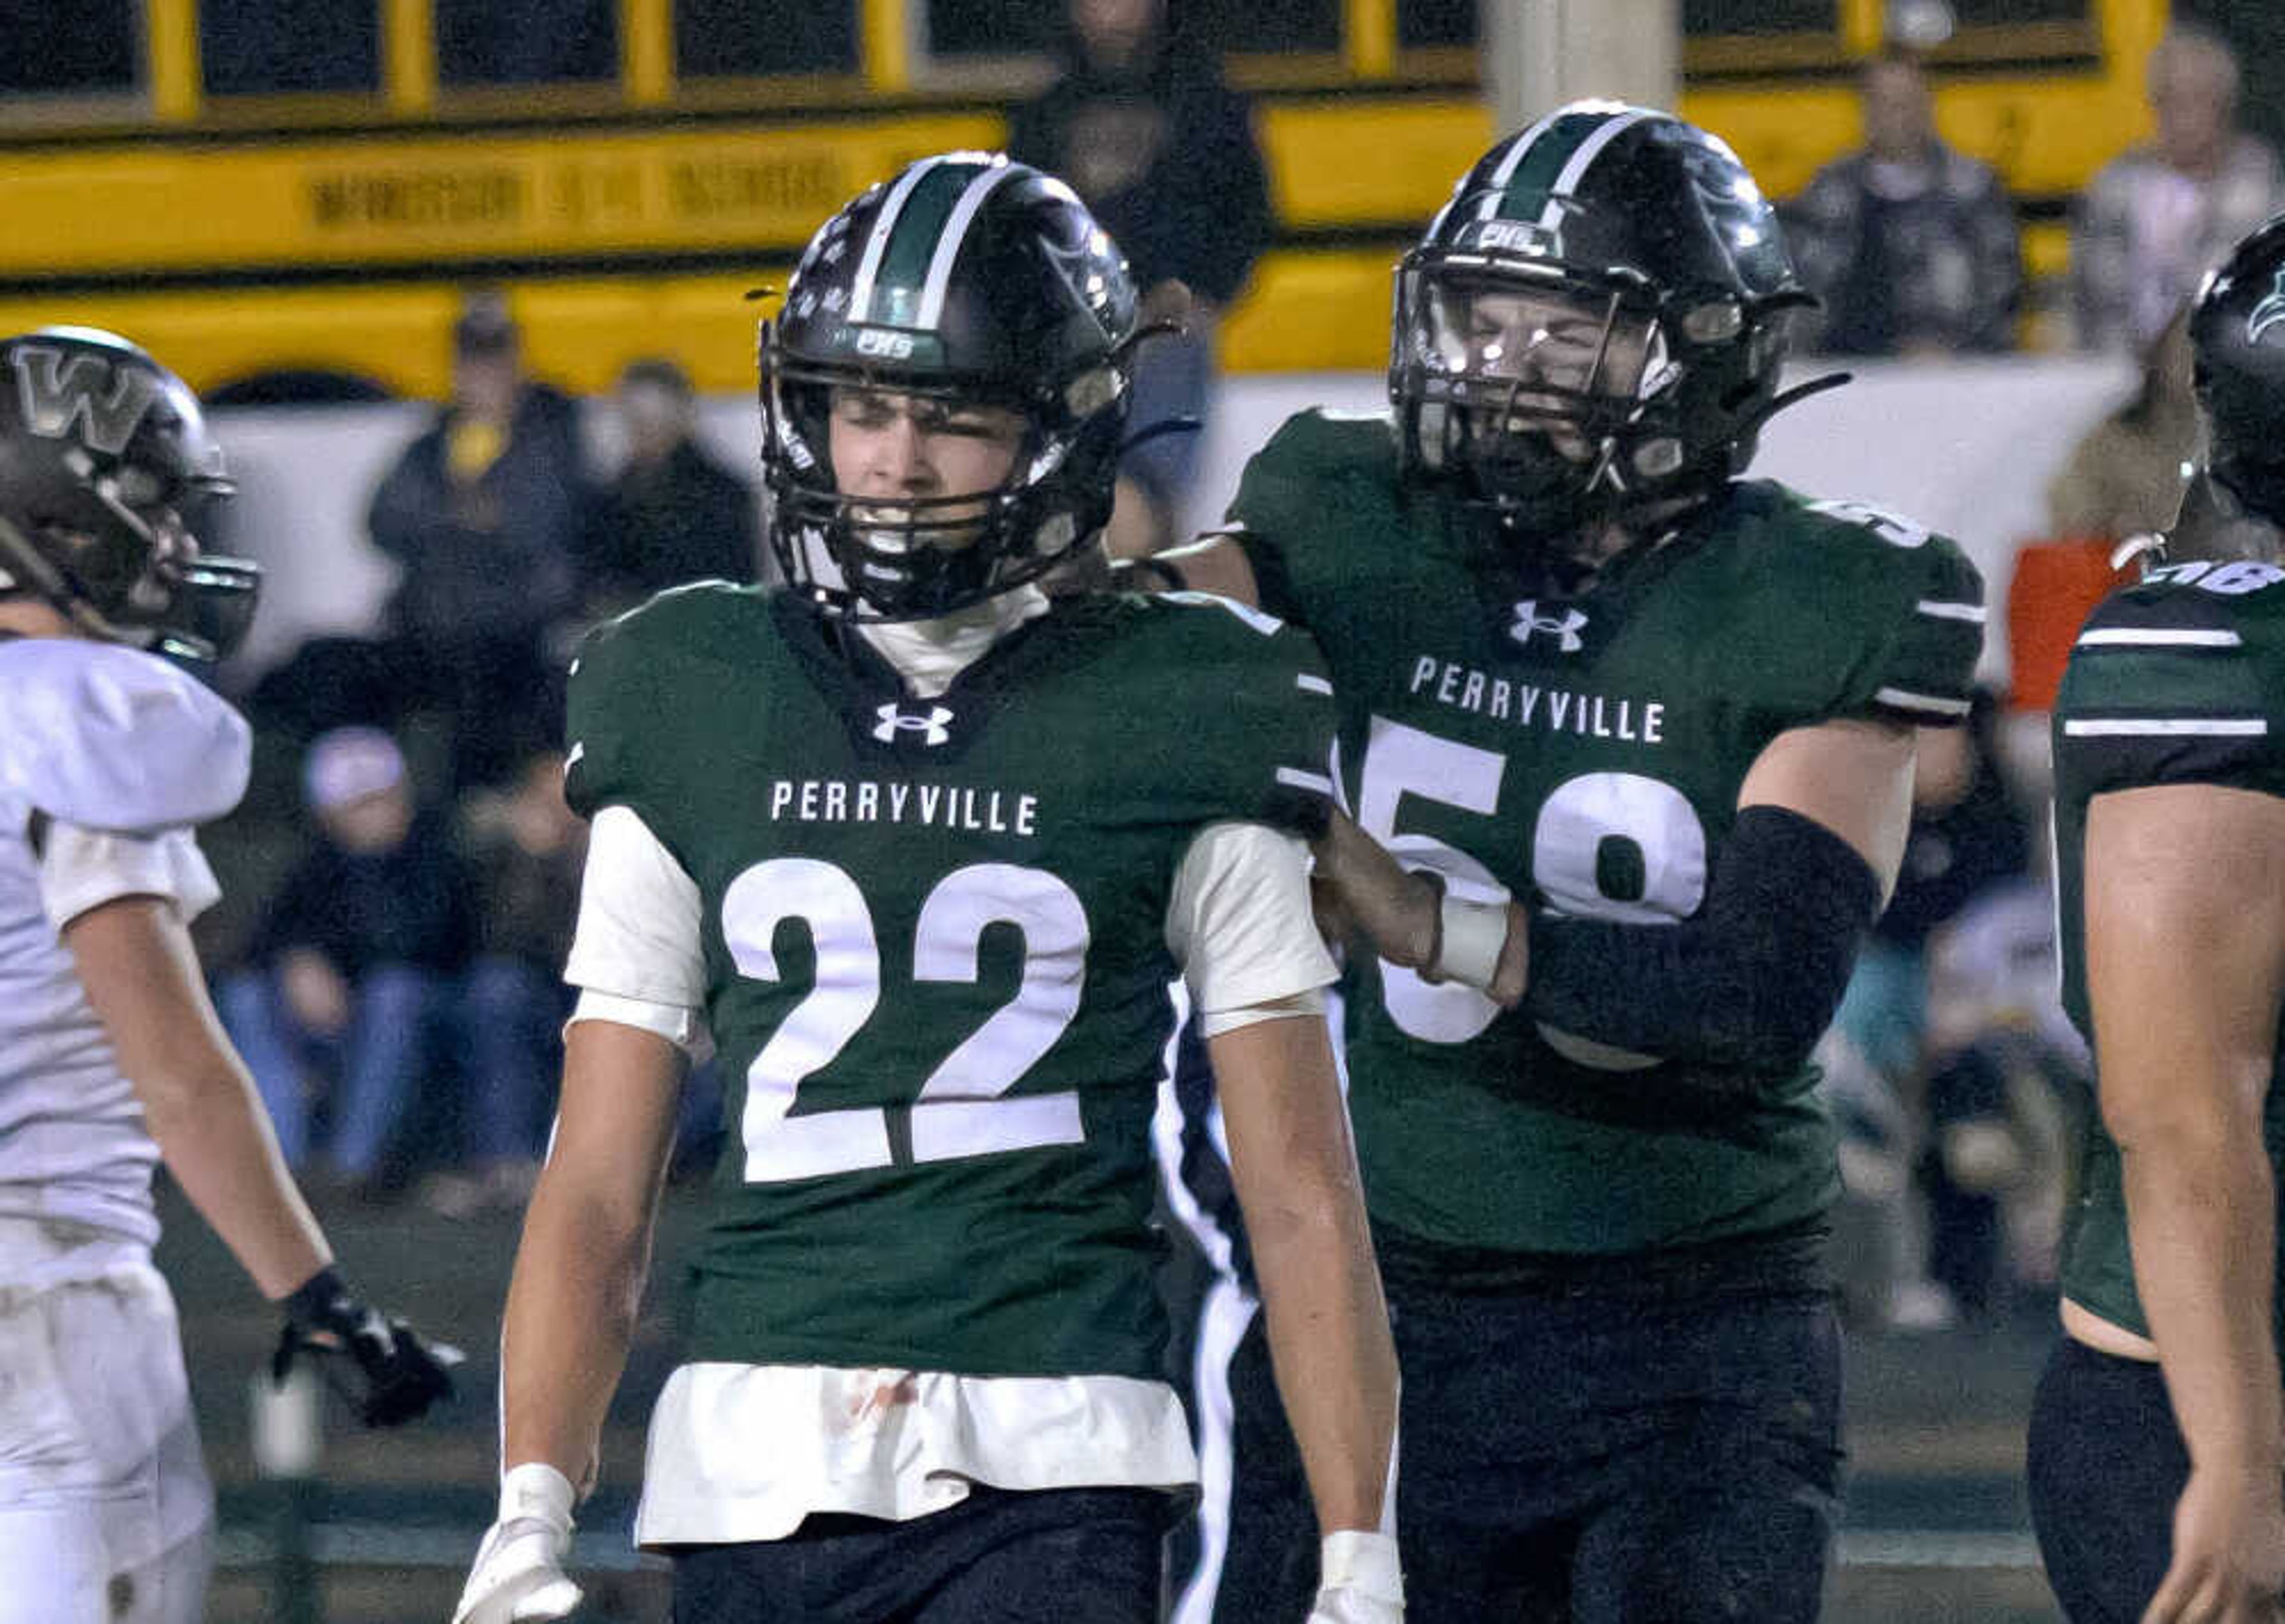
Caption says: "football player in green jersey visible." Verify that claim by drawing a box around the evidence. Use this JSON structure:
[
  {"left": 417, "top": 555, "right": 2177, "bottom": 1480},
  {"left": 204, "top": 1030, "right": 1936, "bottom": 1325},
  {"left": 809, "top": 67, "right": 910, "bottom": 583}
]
[
  {"left": 450, "top": 154, "right": 1401, "bottom": 1624},
  {"left": 2027, "top": 218, "right": 2285, "bottom": 1624},
  {"left": 1165, "top": 102, "right": 1985, "bottom": 1622}
]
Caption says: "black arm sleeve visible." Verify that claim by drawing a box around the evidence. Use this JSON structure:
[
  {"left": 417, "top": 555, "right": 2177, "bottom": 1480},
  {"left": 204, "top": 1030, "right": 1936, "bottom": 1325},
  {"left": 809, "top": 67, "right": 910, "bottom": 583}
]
[{"left": 1523, "top": 805, "right": 1880, "bottom": 1077}]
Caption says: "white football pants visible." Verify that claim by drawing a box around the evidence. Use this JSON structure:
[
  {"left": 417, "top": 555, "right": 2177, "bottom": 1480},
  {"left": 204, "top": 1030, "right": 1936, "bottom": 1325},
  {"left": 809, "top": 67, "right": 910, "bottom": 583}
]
[{"left": 0, "top": 1241, "right": 214, "bottom": 1624}]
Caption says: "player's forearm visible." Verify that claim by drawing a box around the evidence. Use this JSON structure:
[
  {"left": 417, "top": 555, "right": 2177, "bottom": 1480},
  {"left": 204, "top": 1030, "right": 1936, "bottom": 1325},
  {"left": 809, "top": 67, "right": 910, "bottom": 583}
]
[
  {"left": 2121, "top": 1122, "right": 2284, "bottom": 1478},
  {"left": 138, "top": 1058, "right": 332, "bottom": 1299},
  {"left": 1247, "top": 1191, "right": 1399, "bottom": 1532},
  {"left": 64, "top": 896, "right": 333, "bottom": 1298},
  {"left": 1311, "top": 811, "right": 1527, "bottom": 1002},
  {"left": 1311, "top": 810, "right": 1437, "bottom": 970},
  {"left": 1522, "top": 805, "right": 1877, "bottom": 1076},
  {"left": 1212, "top": 1017, "right": 1397, "bottom": 1534},
  {"left": 498, "top": 1162, "right": 661, "bottom": 1489}
]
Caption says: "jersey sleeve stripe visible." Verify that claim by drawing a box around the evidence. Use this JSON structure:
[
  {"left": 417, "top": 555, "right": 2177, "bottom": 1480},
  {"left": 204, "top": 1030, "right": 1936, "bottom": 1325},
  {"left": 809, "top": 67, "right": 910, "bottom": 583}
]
[
  {"left": 2074, "top": 628, "right": 2243, "bottom": 648},
  {"left": 2062, "top": 717, "right": 2270, "bottom": 737},
  {"left": 1874, "top": 686, "right": 1973, "bottom": 718},
  {"left": 1915, "top": 600, "right": 1988, "bottom": 623},
  {"left": 1294, "top": 672, "right": 1334, "bottom": 697},
  {"left": 1275, "top": 766, "right": 1336, "bottom": 795}
]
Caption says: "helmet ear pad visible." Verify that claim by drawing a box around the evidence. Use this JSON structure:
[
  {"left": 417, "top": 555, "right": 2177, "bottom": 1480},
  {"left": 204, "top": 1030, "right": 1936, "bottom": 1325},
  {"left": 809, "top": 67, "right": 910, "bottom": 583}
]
[{"left": 760, "top": 155, "right": 1141, "bottom": 622}]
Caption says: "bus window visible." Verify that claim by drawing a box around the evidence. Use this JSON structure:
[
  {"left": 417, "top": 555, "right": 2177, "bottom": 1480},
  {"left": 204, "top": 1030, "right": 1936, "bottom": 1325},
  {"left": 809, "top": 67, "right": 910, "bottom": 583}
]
[
  {"left": 203, "top": 0, "right": 382, "bottom": 95},
  {"left": 1398, "top": 0, "right": 1476, "bottom": 50},
  {"left": 678, "top": 0, "right": 860, "bottom": 78},
  {"left": 1951, "top": 0, "right": 2092, "bottom": 25},
  {"left": 1211, "top": 0, "right": 1339, "bottom": 54},
  {"left": 1684, "top": 0, "right": 1840, "bottom": 35},
  {"left": 436, "top": 0, "right": 618, "bottom": 84},
  {"left": 1, "top": 1, "right": 137, "bottom": 94},
  {"left": 925, "top": 0, "right": 1059, "bottom": 58}
]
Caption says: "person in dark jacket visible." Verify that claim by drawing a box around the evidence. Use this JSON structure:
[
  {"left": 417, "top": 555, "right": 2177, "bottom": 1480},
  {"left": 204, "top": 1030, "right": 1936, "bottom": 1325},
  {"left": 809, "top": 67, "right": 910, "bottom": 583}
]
[
  {"left": 1008, "top": 0, "right": 1273, "bottom": 557},
  {"left": 579, "top": 358, "right": 759, "bottom": 613},
  {"left": 1785, "top": 49, "right": 2023, "bottom": 357},
  {"left": 217, "top": 727, "right": 472, "bottom": 1195},
  {"left": 366, "top": 294, "right": 589, "bottom": 788}
]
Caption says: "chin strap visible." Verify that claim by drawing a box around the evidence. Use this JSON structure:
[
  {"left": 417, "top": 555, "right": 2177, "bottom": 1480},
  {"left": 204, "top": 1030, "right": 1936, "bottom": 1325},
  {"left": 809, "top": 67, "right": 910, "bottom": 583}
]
[
  {"left": 1731, "top": 368, "right": 1852, "bottom": 444},
  {"left": 1111, "top": 316, "right": 1187, "bottom": 362},
  {"left": 2111, "top": 531, "right": 2167, "bottom": 576},
  {"left": 1119, "top": 415, "right": 1200, "bottom": 459}
]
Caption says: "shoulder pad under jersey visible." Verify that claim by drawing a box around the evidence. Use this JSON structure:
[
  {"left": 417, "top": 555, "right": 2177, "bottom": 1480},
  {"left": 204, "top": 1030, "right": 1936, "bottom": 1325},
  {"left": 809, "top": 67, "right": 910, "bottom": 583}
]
[{"left": 0, "top": 639, "right": 252, "bottom": 832}]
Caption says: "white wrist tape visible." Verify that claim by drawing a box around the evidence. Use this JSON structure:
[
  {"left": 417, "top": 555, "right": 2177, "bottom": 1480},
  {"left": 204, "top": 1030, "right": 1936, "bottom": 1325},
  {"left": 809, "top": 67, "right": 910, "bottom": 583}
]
[
  {"left": 1431, "top": 892, "right": 1510, "bottom": 992},
  {"left": 1320, "top": 1529, "right": 1403, "bottom": 1600},
  {"left": 498, "top": 1461, "right": 577, "bottom": 1531}
]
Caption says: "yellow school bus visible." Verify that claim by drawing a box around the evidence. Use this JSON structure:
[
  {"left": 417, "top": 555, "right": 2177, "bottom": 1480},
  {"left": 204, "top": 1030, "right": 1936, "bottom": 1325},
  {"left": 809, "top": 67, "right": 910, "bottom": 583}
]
[{"left": 0, "top": 0, "right": 2166, "bottom": 395}]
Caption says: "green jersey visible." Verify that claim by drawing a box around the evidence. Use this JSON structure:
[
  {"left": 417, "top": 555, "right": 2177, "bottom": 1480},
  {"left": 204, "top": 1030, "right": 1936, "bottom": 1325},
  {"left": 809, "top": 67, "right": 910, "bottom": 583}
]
[
  {"left": 564, "top": 584, "right": 1335, "bottom": 1379},
  {"left": 2052, "top": 556, "right": 2285, "bottom": 1339},
  {"left": 1229, "top": 409, "right": 1984, "bottom": 1255}
]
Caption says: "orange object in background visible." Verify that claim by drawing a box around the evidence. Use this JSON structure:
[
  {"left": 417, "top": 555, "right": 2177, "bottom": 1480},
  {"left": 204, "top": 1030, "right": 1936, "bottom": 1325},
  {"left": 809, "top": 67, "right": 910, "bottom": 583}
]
[{"left": 2006, "top": 537, "right": 2133, "bottom": 712}]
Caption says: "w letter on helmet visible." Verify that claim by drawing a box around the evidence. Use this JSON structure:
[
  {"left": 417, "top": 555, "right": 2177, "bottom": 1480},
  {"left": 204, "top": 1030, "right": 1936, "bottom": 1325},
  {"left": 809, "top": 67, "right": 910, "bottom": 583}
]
[{"left": 10, "top": 344, "right": 160, "bottom": 455}]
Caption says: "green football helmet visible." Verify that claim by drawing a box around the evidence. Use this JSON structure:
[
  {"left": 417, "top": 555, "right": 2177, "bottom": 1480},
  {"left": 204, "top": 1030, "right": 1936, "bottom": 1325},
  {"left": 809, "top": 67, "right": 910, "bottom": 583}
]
[
  {"left": 1392, "top": 102, "right": 1820, "bottom": 543},
  {"left": 760, "top": 152, "right": 1141, "bottom": 622}
]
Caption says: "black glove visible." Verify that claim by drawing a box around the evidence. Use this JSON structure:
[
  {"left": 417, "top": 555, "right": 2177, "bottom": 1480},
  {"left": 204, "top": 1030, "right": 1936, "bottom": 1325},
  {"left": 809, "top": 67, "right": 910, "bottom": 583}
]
[{"left": 273, "top": 1266, "right": 461, "bottom": 1428}]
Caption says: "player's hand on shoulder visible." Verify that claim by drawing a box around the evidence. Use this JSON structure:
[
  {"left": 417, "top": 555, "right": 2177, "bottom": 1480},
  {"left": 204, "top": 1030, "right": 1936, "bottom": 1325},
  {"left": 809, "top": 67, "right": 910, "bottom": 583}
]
[
  {"left": 273, "top": 1266, "right": 460, "bottom": 1427},
  {"left": 1307, "top": 1530, "right": 1403, "bottom": 1623},
  {"left": 455, "top": 1463, "right": 584, "bottom": 1624}
]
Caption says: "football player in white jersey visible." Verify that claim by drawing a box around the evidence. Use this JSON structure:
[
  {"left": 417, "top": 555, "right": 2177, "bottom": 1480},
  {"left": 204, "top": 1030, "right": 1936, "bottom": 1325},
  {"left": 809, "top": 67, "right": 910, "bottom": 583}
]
[{"left": 0, "top": 326, "right": 455, "bottom": 1624}]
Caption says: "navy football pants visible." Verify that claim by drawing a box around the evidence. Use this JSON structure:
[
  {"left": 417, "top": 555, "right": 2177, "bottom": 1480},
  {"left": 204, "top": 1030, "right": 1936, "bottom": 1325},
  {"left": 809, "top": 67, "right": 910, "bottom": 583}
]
[
  {"left": 670, "top": 1486, "right": 1168, "bottom": 1624},
  {"left": 2027, "top": 1336, "right": 2196, "bottom": 1624},
  {"left": 1213, "top": 1225, "right": 1844, "bottom": 1624}
]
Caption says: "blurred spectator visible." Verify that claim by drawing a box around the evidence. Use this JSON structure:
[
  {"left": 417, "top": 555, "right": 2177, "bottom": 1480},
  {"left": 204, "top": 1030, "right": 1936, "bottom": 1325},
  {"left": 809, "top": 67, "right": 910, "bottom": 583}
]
[
  {"left": 1787, "top": 49, "right": 2022, "bottom": 357},
  {"left": 367, "top": 292, "right": 589, "bottom": 788},
  {"left": 1007, "top": 0, "right": 1273, "bottom": 556},
  {"left": 1832, "top": 692, "right": 2032, "bottom": 1083},
  {"left": 1826, "top": 695, "right": 2042, "bottom": 1331},
  {"left": 580, "top": 358, "right": 759, "bottom": 615},
  {"left": 1818, "top": 1027, "right": 1927, "bottom": 1330},
  {"left": 2045, "top": 305, "right": 2198, "bottom": 541},
  {"left": 422, "top": 748, "right": 586, "bottom": 1218},
  {"left": 1915, "top": 878, "right": 2086, "bottom": 1322},
  {"left": 217, "top": 728, "right": 472, "bottom": 1197},
  {"left": 2070, "top": 24, "right": 2284, "bottom": 353}
]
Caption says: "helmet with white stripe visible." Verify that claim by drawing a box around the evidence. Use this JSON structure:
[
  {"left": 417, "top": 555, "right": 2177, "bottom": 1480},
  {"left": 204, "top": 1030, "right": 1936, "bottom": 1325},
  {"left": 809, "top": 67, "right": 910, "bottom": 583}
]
[
  {"left": 760, "top": 152, "right": 1140, "bottom": 621},
  {"left": 1392, "top": 102, "right": 1813, "bottom": 545}
]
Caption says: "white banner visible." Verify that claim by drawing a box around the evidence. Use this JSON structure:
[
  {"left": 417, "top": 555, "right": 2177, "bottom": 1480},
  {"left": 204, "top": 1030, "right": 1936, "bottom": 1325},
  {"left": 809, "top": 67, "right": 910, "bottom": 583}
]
[{"left": 211, "top": 357, "right": 2140, "bottom": 683}]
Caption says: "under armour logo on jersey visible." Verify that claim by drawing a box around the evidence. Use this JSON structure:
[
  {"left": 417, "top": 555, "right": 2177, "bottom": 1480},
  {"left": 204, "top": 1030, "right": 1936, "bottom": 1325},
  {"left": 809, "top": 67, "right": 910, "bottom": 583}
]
[
  {"left": 1508, "top": 600, "right": 1589, "bottom": 653},
  {"left": 873, "top": 702, "right": 955, "bottom": 745}
]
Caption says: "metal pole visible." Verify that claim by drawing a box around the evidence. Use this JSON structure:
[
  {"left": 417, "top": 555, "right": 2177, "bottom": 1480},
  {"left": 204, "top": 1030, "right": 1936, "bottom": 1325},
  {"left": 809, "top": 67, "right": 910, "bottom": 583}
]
[
  {"left": 1485, "top": 0, "right": 1683, "bottom": 133},
  {"left": 251, "top": 1364, "right": 325, "bottom": 1624}
]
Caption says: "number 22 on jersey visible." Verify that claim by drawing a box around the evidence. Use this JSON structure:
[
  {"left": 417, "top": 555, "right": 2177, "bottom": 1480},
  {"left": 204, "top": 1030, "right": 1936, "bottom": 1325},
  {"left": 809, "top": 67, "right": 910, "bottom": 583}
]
[
  {"left": 721, "top": 859, "right": 1090, "bottom": 1183},
  {"left": 1357, "top": 717, "right": 1708, "bottom": 1059}
]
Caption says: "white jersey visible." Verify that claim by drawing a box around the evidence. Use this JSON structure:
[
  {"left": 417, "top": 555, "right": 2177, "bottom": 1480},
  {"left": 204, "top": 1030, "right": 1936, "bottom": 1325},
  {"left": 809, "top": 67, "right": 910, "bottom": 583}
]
[{"left": 0, "top": 638, "right": 248, "bottom": 1271}]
